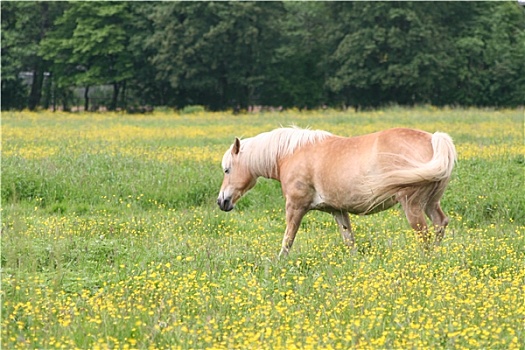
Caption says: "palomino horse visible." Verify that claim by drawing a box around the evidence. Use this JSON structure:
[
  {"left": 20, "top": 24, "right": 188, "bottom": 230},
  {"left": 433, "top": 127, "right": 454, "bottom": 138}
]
[{"left": 217, "top": 127, "right": 456, "bottom": 257}]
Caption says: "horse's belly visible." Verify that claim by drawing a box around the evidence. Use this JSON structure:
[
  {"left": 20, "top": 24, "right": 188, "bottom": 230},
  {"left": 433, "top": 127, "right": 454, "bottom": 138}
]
[
  {"left": 354, "top": 197, "right": 398, "bottom": 215},
  {"left": 310, "top": 191, "right": 398, "bottom": 215}
]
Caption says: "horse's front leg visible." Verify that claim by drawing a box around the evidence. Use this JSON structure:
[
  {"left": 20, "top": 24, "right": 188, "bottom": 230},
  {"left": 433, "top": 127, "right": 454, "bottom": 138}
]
[
  {"left": 333, "top": 211, "right": 355, "bottom": 248},
  {"left": 279, "top": 203, "right": 308, "bottom": 258}
]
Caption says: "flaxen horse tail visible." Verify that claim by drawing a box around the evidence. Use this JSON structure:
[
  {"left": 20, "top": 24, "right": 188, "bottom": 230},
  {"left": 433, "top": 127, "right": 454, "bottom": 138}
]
[{"left": 363, "top": 132, "right": 457, "bottom": 213}]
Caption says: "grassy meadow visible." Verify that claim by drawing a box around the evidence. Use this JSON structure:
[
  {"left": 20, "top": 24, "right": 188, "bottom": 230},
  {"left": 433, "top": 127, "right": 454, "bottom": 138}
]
[{"left": 1, "top": 107, "right": 524, "bottom": 349}]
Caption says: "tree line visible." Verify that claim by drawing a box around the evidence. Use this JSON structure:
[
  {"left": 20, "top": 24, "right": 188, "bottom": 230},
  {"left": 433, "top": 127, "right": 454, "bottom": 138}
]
[{"left": 2, "top": 1, "right": 524, "bottom": 112}]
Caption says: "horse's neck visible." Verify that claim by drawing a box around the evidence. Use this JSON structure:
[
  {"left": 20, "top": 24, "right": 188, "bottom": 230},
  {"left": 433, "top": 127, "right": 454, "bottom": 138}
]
[{"left": 244, "top": 142, "right": 281, "bottom": 180}]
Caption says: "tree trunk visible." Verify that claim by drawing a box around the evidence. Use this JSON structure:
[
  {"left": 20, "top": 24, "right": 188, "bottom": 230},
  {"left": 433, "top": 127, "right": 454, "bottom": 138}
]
[
  {"left": 28, "top": 2, "right": 50, "bottom": 111},
  {"left": 42, "top": 72, "right": 52, "bottom": 110},
  {"left": 110, "top": 82, "right": 120, "bottom": 111},
  {"left": 120, "top": 81, "right": 127, "bottom": 110},
  {"left": 28, "top": 68, "right": 44, "bottom": 110},
  {"left": 84, "top": 86, "right": 90, "bottom": 111}
]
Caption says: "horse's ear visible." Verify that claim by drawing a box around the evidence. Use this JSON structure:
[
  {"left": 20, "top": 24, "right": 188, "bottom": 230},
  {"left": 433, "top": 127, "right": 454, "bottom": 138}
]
[{"left": 232, "top": 138, "right": 241, "bottom": 155}]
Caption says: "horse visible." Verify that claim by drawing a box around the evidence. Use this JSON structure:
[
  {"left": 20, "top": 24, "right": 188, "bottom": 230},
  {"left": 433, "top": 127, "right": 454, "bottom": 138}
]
[{"left": 217, "top": 127, "right": 457, "bottom": 257}]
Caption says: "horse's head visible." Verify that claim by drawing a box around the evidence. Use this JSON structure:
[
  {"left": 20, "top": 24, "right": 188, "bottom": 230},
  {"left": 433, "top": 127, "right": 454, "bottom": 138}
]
[{"left": 217, "top": 138, "right": 257, "bottom": 211}]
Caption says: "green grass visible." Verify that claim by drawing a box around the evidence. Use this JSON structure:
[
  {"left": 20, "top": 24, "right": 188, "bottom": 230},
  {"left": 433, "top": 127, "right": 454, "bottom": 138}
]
[{"left": 1, "top": 107, "right": 524, "bottom": 349}]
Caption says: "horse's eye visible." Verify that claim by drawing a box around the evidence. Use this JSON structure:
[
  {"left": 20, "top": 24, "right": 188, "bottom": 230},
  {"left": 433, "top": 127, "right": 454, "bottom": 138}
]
[{"left": 224, "top": 168, "right": 230, "bottom": 174}]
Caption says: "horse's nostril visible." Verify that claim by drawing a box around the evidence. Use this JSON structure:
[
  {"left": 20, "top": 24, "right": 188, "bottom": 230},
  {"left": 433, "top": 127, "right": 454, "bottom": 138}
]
[{"left": 218, "top": 197, "right": 233, "bottom": 212}]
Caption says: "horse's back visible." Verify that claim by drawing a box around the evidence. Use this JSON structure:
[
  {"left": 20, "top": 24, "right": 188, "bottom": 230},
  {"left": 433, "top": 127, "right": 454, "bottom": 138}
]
[
  {"left": 375, "top": 127, "right": 433, "bottom": 159},
  {"left": 313, "top": 128, "right": 434, "bottom": 169}
]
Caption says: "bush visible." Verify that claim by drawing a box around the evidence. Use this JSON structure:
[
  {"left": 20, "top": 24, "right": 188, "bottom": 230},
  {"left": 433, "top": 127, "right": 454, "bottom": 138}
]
[{"left": 179, "top": 105, "right": 206, "bottom": 115}]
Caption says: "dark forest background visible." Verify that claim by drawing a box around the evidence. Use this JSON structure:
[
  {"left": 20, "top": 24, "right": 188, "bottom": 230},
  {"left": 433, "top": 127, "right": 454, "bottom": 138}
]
[{"left": 2, "top": 1, "right": 524, "bottom": 112}]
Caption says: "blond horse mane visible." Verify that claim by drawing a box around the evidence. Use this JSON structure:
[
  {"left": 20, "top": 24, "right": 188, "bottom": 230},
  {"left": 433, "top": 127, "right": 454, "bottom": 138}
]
[{"left": 231, "top": 127, "right": 333, "bottom": 178}]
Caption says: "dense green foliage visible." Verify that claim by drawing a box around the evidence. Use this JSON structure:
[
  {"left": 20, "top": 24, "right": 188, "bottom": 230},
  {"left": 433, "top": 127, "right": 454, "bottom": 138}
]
[{"left": 2, "top": 2, "right": 524, "bottom": 111}]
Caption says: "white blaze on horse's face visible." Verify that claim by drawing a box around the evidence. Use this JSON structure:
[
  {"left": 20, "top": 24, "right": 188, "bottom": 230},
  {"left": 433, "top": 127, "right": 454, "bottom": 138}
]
[{"left": 217, "top": 138, "right": 256, "bottom": 212}]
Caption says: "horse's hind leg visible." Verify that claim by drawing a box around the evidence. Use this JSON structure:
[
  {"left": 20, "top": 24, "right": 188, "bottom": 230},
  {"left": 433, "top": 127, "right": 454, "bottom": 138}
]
[
  {"left": 398, "top": 192, "right": 430, "bottom": 246},
  {"left": 425, "top": 201, "right": 449, "bottom": 244},
  {"left": 333, "top": 211, "right": 355, "bottom": 248}
]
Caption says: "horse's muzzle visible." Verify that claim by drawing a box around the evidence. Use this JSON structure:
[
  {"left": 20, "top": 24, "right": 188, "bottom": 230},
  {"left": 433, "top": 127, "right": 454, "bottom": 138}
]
[{"left": 217, "top": 196, "right": 234, "bottom": 212}]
